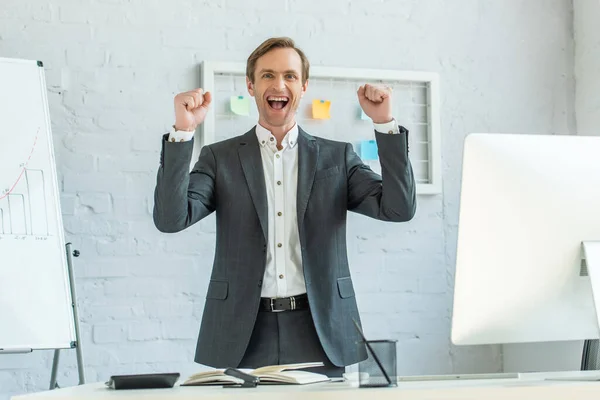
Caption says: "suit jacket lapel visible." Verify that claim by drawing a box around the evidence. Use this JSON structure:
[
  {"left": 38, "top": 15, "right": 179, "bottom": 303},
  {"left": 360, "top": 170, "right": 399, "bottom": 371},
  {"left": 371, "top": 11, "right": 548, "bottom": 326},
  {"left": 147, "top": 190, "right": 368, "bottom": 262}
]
[
  {"left": 297, "top": 127, "right": 319, "bottom": 235},
  {"left": 238, "top": 128, "right": 268, "bottom": 242}
]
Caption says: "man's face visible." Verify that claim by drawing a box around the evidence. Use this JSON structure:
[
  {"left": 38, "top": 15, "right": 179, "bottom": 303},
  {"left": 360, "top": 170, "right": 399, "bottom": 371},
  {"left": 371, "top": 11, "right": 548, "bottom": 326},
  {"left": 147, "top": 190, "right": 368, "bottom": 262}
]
[{"left": 247, "top": 47, "right": 308, "bottom": 128}]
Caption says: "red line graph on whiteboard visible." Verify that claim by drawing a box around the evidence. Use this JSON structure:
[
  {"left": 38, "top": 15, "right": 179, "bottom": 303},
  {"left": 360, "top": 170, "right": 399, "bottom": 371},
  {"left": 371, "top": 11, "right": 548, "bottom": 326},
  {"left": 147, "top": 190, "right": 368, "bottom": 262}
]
[{"left": 0, "top": 128, "right": 40, "bottom": 200}]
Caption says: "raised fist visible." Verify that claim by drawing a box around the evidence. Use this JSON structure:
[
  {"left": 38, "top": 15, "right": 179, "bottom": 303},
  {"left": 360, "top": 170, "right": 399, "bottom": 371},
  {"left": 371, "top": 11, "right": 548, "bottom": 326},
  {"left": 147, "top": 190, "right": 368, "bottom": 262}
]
[{"left": 174, "top": 88, "right": 212, "bottom": 131}]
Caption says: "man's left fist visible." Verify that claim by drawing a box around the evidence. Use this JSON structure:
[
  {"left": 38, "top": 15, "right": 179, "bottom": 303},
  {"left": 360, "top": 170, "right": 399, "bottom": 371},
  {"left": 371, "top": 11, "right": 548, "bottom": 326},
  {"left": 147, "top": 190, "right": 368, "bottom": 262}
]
[{"left": 357, "top": 84, "right": 393, "bottom": 124}]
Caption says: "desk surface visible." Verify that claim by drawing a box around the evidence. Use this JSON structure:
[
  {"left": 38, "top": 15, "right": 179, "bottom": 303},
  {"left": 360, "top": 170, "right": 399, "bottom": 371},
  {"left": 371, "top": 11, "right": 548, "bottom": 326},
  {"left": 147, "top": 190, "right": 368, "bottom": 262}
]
[{"left": 11, "top": 371, "right": 600, "bottom": 400}]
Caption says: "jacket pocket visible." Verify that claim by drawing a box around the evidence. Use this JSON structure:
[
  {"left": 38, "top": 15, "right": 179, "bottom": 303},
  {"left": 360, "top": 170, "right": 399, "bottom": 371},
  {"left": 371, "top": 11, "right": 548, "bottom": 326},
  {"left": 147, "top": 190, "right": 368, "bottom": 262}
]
[
  {"left": 337, "top": 276, "right": 356, "bottom": 299},
  {"left": 315, "top": 166, "right": 339, "bottom": 181},
  {"left": 206, "top": 280, "right": 228, "bottom": 300}
]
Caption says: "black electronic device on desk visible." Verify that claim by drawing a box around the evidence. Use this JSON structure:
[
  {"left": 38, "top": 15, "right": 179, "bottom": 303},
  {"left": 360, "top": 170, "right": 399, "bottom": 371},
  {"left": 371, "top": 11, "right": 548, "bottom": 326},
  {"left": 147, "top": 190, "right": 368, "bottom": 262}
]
[{"left": 105, "top": 373, "right": 180, "bottom": 390}]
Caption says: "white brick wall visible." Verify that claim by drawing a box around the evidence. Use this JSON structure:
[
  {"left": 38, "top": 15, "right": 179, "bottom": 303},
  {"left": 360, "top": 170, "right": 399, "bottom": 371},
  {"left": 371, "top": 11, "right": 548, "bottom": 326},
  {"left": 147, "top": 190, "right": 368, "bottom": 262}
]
[{"left": 0, "top": 0, "right": 575, "bottom": 398}]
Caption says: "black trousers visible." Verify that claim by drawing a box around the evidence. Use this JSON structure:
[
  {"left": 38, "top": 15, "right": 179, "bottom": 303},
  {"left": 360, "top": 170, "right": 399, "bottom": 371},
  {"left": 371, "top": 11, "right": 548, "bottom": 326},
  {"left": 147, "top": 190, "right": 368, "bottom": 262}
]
[{"left": 238, "top": 308, "right": 345, "bottom": 378}]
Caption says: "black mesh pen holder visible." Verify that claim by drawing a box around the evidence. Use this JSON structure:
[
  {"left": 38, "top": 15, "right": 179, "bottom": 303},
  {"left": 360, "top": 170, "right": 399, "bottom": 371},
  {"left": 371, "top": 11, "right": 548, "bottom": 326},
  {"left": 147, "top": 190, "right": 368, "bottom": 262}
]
[{"left": 357, "top": 339, "right": 398, "bottom": 388}]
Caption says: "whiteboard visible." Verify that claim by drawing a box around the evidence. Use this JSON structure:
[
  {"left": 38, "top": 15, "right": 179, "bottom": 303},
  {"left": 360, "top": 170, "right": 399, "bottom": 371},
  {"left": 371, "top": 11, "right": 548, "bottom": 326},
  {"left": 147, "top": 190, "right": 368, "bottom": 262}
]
[{"left": 0, "top": 57, "right": 76, "bottom": 351}]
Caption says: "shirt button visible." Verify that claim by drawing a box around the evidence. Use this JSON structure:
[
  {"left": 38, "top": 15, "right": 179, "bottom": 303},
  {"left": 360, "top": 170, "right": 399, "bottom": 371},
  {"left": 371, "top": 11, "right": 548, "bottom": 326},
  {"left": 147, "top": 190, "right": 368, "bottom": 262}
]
[
  {"left": 270, "top": 137, "right": 274, "bottom": 141},
  {"left": 388, "top": 130, "right": 394, "bottom": 134},
  {"left": 277, "top": 181, "right": 281, "bottom": 185},
  {"left": 276, "top": 154, "right": 280, "bottom": 158},
  {"left": 277, "top": 212, "right": 282, "bottom": 216},
  {"left": 279, "top": 274, "right": 284, "bottom": 279},
  {"left": 277, "top": 243, "right": 282, "bottom": 248}
]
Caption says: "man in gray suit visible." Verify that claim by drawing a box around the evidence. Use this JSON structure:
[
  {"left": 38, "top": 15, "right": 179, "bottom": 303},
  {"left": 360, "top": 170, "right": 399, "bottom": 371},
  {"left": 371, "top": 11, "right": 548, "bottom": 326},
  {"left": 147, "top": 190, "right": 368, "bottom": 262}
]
[{"left": 153, "top": 37, "right": 416, "bottom": 377}]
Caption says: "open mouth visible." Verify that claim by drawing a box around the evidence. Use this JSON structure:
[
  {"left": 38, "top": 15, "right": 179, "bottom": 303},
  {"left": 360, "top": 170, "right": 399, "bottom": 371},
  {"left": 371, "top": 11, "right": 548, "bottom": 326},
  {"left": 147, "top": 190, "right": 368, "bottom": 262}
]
[{"left": 267, "top": 96, "right": 289, "bottom": 111}]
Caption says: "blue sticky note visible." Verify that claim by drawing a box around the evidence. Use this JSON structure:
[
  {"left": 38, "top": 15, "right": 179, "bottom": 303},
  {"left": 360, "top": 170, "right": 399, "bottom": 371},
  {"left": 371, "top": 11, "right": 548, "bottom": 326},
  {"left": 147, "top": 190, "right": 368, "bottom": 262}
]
[
  {"left": 360, "top": 140, "right": 378, "bottom": 160},
  {"left": 360, "top": 109, "right": 370, "bottom": 120},
  {"left": 230, "top": 95, "right": 250, "bottom": 116}
]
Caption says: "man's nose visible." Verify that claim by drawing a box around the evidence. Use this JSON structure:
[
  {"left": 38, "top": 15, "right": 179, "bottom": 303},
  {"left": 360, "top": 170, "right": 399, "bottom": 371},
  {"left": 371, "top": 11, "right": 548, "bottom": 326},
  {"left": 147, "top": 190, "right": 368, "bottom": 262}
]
[{"left": 273, "top": 76, "right": 286, "bottom": 91}]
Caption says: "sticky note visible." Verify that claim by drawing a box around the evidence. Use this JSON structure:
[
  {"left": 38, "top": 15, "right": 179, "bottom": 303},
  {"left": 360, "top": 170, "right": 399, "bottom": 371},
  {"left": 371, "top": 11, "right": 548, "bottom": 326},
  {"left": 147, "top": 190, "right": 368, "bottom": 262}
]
[
  {"left": 312, "top": 99, "right": 331, "bottom": 119},
  {"left": 360, "top": 109, "right": 370, "bottom": 120},
  {"left": 230, "top": 95, "right": 250, "bottom": 116},
  {"left": 360, "top": 140, "right": 378, "bottom": 160}
]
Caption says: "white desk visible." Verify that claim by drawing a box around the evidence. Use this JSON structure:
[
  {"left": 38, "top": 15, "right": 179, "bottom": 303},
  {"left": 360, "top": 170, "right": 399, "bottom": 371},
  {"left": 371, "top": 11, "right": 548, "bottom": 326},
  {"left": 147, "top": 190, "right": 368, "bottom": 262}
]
[{"left": 11, "top": 371, "right": 600, "bottom": 400}]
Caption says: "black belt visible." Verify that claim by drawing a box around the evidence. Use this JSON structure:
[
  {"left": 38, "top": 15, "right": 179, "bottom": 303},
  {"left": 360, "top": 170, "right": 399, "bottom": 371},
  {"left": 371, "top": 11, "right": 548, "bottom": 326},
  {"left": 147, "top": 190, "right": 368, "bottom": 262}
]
[{"left": 259, "top": 293, "right": 309, "bottom": 312}]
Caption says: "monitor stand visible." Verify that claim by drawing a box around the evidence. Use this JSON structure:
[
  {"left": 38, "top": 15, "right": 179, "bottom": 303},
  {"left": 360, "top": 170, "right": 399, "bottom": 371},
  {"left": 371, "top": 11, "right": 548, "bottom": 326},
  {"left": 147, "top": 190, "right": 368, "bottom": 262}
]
[
  {"left": 580, "top": 241, "right": 600, "bottom": 372},
  {"left": 547, "top": 242, "right": 600, "bottom": 381}
]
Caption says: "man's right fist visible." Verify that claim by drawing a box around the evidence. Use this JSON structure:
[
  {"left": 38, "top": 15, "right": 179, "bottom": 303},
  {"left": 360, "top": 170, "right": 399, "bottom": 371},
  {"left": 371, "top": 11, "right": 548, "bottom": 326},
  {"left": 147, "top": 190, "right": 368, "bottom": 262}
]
[{"left": 174, "top": 88, "right": 212, "bottom": 131}]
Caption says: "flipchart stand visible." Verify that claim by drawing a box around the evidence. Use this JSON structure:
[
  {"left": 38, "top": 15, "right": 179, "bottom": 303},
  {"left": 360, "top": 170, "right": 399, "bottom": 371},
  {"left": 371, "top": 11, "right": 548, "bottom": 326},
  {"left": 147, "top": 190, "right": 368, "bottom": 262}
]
[
  {"left": 0, "top": 57, "right": 86, "bottom": 391},
  {"left": 49, "top": 242, "right": 85, "bottom": 389}
]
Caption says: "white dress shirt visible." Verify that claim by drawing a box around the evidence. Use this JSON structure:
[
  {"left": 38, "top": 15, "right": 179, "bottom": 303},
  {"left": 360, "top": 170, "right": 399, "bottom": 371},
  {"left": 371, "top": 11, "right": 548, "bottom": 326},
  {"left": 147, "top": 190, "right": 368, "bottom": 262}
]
[
  {"left": 254, "top": 123, "right": 304, "bottom": 298},
  {"left": 168, "top": 118, "right": 400, "bottom": 298}
]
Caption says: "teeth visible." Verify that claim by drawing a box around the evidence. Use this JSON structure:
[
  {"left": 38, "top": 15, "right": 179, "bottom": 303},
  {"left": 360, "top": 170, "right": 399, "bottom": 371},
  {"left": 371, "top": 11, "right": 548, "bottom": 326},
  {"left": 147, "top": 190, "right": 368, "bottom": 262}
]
[{"left": 267, "top": 97, "right": 288, "bottom": 101}]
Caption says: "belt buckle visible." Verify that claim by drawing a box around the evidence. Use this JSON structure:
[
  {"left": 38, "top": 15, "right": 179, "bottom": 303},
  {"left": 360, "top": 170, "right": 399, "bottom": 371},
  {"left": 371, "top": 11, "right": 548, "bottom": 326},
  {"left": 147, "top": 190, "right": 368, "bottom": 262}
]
[
  {"left": 269, "top": 297, "right": 294, "bottom": 312},
  {"left": 269, "top": 298, "right": 283, "bottom": 312}
]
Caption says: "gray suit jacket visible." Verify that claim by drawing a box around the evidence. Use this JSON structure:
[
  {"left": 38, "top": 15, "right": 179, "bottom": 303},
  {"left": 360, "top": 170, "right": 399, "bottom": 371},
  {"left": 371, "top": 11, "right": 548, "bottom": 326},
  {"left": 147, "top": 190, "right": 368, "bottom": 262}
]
[{"left": 153, "top": 125, "right": 416, "bottom": 368}]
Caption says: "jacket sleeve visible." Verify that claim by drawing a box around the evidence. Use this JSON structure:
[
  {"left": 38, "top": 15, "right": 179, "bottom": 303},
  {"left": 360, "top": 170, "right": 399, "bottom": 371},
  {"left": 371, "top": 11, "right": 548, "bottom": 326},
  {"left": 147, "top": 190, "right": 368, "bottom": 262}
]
[
  {"left": 346, "top": 129, "right": 416, "bottom": 222},
  {"left": 153, "top": 134, "right": 216, "bottom": 233}
]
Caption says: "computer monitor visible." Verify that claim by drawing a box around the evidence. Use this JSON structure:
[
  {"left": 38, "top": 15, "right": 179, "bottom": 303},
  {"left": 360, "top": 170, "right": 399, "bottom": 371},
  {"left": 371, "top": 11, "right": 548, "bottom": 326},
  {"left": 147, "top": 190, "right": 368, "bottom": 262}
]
[{"left": 451, "top": 133, "right": 600, "bottom": 346}]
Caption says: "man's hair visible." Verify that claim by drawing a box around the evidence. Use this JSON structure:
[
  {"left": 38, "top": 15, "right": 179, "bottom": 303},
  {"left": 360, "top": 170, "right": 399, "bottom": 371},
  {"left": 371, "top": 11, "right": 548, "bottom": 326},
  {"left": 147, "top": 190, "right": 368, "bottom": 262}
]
[{"left": 246, "top": 37, "right": 310, "bottom": 85}]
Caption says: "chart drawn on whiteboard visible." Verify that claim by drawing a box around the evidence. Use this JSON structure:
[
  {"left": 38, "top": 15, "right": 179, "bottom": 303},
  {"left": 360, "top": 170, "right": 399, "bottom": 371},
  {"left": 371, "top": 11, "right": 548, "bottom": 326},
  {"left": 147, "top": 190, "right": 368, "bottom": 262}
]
[
  {"left": 0, "top": 126, "right": 51, "bottom": 238},
  {"left": 0, "top": 169, "right": 50, "bottom": 236}
]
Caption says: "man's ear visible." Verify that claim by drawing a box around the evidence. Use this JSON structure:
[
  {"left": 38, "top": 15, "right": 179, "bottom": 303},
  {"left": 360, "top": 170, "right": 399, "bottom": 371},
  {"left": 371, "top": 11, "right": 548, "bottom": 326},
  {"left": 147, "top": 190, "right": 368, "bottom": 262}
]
[
  {"left": 301, "top": 79, "right": 309, "bottom": 98},
  {"left": 246, "top": 77, "right": 255, "bottom": 97}
]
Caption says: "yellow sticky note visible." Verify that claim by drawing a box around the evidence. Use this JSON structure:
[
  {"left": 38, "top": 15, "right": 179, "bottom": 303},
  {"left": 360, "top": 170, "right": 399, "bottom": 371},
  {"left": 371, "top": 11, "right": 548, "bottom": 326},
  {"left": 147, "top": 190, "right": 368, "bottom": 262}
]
[
  {"left": 312, "top": 99, "right": 331, "bottom": 119},
  {"left": 230, "top": 95, "right": 250, "bottom": 116}
]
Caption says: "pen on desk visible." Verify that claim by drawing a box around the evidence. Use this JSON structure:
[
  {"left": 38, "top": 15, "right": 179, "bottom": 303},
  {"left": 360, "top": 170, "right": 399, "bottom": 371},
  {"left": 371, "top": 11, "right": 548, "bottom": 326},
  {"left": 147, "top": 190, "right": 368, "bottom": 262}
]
[{"left": 223, "top": 368, "right": 259, "bottom": 388}]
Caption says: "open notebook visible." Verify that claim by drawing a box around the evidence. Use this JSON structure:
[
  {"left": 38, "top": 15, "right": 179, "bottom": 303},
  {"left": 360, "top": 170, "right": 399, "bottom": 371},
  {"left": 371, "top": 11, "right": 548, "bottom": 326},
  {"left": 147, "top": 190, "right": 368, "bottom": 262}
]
[{"left": 181, "top": 362, "right": 330, "bottom": 385}]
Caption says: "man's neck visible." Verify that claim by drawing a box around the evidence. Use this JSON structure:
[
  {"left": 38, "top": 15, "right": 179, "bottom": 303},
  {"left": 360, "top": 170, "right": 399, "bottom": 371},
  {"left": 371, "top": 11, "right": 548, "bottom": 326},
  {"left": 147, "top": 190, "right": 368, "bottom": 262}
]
[{"left": 258, "top": 118, "right": 296, "bottom": 148}]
